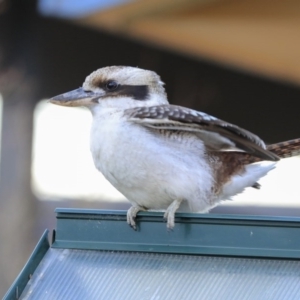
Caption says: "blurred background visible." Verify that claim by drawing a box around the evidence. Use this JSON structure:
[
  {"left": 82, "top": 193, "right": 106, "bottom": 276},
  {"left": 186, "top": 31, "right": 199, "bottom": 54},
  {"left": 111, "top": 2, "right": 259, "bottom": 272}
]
[{"left": 1, "top": 0, "right": 300, "bottom": 296}]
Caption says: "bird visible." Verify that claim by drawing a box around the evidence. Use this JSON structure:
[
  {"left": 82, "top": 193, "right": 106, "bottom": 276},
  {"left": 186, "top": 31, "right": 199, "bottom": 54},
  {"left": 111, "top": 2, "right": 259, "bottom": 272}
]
[{"left": 50, "top": 66, "right": 300, "bottom": 230}]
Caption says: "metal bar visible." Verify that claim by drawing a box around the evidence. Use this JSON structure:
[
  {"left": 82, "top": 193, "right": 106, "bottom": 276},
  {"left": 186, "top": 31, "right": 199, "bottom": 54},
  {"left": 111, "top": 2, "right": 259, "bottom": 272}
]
[
  {"left": 52, "top": 209, "right": 300, "bottom": 259},
  {"left": 3, "top": 230, "right": 50, "bottom": 300}
]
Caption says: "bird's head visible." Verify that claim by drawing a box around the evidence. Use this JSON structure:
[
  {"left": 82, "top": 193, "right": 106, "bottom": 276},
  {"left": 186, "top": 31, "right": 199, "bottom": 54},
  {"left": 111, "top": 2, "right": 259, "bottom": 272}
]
[{"left": 50, "top": 66, "right": 168, "bottom": 112}]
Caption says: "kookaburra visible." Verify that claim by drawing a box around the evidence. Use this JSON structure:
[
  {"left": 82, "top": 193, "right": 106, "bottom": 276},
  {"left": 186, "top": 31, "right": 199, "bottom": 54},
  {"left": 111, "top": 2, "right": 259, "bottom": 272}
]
[{"left": 50, "top": 66, "right": 300, "bottom": 229}]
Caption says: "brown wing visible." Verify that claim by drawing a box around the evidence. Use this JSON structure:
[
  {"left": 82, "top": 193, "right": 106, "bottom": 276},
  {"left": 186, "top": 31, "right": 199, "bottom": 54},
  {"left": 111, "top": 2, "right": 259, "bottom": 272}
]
[{"left": 125, "top": 104, "right": 280, "bottom": 161}]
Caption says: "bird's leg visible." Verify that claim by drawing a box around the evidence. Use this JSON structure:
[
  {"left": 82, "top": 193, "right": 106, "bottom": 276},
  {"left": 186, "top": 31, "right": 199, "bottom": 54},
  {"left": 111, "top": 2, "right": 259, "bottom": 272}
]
[
  {"left": 127, "top": 205, "right": 145, "bottom": 230},
  {"left": 164, "top": 199, "right": 182, "bottom": 229}
]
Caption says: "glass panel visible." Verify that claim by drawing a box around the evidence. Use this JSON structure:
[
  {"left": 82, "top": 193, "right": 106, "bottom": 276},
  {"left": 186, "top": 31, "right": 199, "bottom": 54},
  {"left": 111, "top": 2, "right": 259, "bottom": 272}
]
[{"left": 20, "top": 249, "right": 300, "bottom": 300}]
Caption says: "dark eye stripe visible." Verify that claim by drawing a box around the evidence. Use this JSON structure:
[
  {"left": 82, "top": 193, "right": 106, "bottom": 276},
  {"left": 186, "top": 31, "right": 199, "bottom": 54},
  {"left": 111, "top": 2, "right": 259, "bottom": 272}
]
[
  {"left": 117, "top": 85, "right": 149, "bottom": 100},
  {"left": 100, "top": 84, "right": 149, "bottom": 101}
]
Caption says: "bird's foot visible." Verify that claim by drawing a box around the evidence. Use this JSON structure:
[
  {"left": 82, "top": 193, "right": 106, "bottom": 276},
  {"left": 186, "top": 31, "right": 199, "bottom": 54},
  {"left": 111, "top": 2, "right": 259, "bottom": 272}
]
[
  {"left": 127, "top": 206, "right": 144, "bottom": 230},
  {"left": 164, "top": 199, "right": 182, "bottom": 229}
]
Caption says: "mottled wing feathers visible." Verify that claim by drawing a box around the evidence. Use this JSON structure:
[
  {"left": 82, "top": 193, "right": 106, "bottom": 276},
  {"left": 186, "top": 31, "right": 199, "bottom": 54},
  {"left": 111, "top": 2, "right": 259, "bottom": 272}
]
[{"left": 125, "top": 105, "right": 280, "bottom": 161}]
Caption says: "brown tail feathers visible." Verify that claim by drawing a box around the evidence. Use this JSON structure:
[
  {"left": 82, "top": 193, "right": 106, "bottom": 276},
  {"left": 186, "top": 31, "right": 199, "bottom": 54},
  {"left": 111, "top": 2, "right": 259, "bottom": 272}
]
[
  {"left": 221, "top": 138, "right": 300, "bottom": 166},
  {"left": 267, "top": 138, "right": 300, "bottom": 159}
]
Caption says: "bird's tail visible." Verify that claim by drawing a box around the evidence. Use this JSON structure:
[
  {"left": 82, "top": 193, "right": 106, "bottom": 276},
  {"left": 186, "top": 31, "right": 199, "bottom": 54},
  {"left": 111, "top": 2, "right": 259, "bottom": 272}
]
[
  {"left": 226, "top": 138, "right": 300, "bottom": 165},
  {"left": 217, "top": 138, "right": 300, "bottom": 191},
  {"left": 267, "top": 138, "right": 300, "bottom": 158}
]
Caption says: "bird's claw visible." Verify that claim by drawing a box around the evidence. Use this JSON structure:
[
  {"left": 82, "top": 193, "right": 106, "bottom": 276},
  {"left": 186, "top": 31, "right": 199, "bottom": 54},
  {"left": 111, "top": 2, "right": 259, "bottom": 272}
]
[
  {"left": 164, "top": 210, "right": 175, "bottom": 230},
  {"left": 164, "top": 199, "right": 182, "bottom": 230},
  {"left": 127, "top": 206, "right": 143, "bottom": 230}
]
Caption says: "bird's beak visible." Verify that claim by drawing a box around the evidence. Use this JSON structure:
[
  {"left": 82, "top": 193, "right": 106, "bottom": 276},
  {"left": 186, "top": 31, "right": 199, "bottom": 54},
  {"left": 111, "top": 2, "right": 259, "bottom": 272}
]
[{"left": 50, "top": 87, "right": 102, "bottom": 107}]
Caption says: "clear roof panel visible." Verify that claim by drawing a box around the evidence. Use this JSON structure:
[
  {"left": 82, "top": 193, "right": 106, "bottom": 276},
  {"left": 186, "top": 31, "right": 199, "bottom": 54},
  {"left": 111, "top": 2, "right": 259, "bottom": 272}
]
[{"left": 20, "top": 248, "right": 300, "bottom": 300}]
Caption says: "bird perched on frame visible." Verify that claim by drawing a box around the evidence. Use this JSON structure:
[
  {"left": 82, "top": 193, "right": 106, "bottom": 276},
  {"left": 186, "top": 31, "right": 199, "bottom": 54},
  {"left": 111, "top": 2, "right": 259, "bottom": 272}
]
[{"left": 50, "top": 66, "right": 300, "bottom": 230}]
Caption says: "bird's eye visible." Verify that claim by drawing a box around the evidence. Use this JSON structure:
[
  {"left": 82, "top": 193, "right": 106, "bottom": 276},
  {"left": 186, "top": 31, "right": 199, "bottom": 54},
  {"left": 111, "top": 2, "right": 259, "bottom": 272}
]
[{"left": 106, "top": 80, "right": 118, "bottom": 91}]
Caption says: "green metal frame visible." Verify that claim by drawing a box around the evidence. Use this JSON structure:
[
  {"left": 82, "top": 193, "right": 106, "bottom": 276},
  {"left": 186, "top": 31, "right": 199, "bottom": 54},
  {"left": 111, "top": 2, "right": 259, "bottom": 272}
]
[
  {"left": 52, "top": 209, "right": 300, "bottom": 259},
  {"left": 5, "top": 209, "right": 300, "bottom": 298},
  {"left": 3, "top": 230, "right": 50, "bottom": 300}
]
